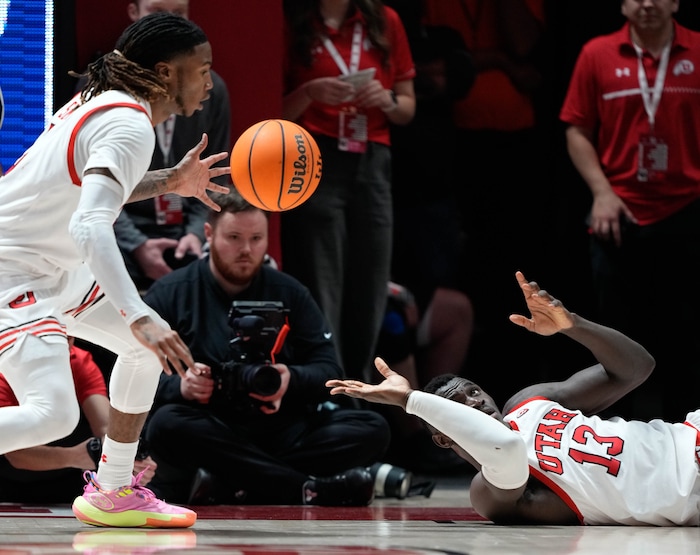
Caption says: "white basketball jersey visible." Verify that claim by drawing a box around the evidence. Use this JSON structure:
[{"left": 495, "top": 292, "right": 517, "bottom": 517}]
[
  {"left": 0, "top": 91, "right": 153, "bottom": 298},
  {"left": 504, "top": 398, "right": 700, "bottom": 525}
]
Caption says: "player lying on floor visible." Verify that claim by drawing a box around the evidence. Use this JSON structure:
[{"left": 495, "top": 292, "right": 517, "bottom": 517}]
[{"left": 328, "top": 271, "right": 700, "bottom": 526}]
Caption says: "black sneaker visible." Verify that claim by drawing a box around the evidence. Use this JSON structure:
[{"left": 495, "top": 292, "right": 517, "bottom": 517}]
[
  {"left": 187, "top": 468, "right": 247, "bottom": 505},
  {"left": 187, "top": 468, "right": 218, "bottom": 505},
  {"left": 302, "top": 467, "right": 374, "bottom": 506}
]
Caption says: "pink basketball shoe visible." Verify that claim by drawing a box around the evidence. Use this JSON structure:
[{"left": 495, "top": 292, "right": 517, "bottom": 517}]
[{"left": 72, "top": 470, "right": 197, "bottom": 528}]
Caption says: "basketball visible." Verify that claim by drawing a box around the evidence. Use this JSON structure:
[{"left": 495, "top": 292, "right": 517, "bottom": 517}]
[{"left": 229, "top": 119, "right": 323, "bottom": 212}]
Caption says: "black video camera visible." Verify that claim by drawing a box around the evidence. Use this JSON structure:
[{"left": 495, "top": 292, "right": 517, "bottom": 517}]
[{"left": 212, "top": 301, "right": 290, "bottom": 409}]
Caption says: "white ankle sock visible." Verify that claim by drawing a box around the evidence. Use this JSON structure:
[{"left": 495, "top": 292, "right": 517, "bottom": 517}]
[{"left": 96, "top": 436, "right": 138, "bottom": 490}]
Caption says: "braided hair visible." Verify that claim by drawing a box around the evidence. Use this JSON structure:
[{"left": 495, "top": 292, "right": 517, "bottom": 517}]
[{"left": 79, "top": 12, "right": 208, "bottom": 103}]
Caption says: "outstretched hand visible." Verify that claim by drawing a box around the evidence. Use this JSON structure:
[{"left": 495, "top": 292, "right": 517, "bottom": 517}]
[
  {"left": 173, "top": 133, "right": 230, "bottom": 211},
  {"left": 129, "top": 316, "right": 195, "bottom": 379},
  {"left": 326, "top": 357, "right": 414, "bottom": 409},
  {"left": 508, "top": 271, "right": 574, "bottom": 336}
]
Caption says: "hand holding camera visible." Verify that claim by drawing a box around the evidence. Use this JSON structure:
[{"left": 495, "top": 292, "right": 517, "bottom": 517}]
[
  {"left": 180, "top": 362, "right": 215, "bottom": 404},
  {"left": 247, "top": 363, "right": 290, "bottom": 415}
]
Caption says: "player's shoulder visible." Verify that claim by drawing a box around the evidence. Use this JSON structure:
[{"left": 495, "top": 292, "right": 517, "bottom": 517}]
[
  {"left": 84, "top": 90, "right": 148, "bottom": 112},
  {"left": 52, "top": 90, "right": 150, "bottom": 131}
]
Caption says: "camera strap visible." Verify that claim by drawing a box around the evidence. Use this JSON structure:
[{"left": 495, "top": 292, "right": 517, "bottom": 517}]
[{"left": 269, "top": 318, "right": 290, "bottom": 364}]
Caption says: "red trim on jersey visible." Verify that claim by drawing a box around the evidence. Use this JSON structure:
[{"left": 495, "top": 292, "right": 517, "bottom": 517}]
[
  {"left": 67, "top": 102, "right": 149, "bottom": 186},
  {"left": 3, "top": 152, "right": 27, "bottom": 175},
  {"left": 506, "top": 397, "right": 585, "bottom": 524},
  {"left": 505, "top": 396, "right": 549, "bottom": 416},
  {"left": 63, "top": 283, "right": 104, "bottom": 318},
  {"left": 529, "top": 467, "right": 585, "bottom": 525},
  {"left": 0, "top": 318, "right": 67, "bottom": 357},
  {"left": 682, "top": 421, "right": 700, "bottom": 466}
]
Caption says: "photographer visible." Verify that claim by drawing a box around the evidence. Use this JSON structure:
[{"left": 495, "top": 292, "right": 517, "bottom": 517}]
[
  {"left": 142, "top": 192, "right": 390, "bottom": 506},
  {"left": 0, "top": 338, "right": 155, "bottom": 502}
]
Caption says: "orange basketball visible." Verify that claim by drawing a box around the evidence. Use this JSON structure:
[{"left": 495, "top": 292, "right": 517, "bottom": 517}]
[{"left": 229, "top": 119, "right": 323, "bottom": 212}]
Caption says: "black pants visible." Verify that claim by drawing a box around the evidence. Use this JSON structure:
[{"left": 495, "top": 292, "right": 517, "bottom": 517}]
[
  {"left": 590, "top": 199, "right": 700, "bottom": 422},
  {"left": 145, "top": 403, "right": 390, "bottom": 504}
]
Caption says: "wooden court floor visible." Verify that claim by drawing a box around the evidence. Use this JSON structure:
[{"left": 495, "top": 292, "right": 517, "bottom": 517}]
[{"left": 1, "top": 473, "right": 699, "bottom": 554}]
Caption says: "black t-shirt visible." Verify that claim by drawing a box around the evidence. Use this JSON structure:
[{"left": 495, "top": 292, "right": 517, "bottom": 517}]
[{"left": 144, "top": 258, "right": 342, "bottom": 425}]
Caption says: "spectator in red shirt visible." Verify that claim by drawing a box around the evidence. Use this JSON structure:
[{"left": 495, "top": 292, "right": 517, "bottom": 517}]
[
  {"left": 281, "top": 0, "right": 416, "bottom": 382},
  {"left": 0, "top": 339, "right": 155, "bottom": 503},
  {"left": 560, "top": 0, "right": 700, "bottom": 421}
]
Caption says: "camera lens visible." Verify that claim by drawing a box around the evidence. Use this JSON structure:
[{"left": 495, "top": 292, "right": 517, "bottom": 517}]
[
  {"left": 245, "top": 364, "right": 281, "bottom": 396},
  {"left": 369, "top": 463, "right": 412, "bottom": 499}
]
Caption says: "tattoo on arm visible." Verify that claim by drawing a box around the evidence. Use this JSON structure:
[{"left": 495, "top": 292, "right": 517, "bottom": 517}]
[{"left": 127, "top": 169, "right": 176, "bottom": 203}]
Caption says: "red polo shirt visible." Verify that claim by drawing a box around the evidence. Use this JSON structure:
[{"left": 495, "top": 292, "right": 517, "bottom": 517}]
[
  {"left": 0, "top": 345, "right": 107, "bottom": 408},
  {"left": 560, "top": 22, "right": 700, "bottom": 225},
  {"left": 284, "top": 6, "right": 415, "bottom": 146}
]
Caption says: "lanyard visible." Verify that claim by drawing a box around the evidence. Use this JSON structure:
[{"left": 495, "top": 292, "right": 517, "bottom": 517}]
[
  {"left": 633, "top": 40, "right": 671, "bottom": 129},
  {"left": 322, "top": 21, "right": 363, "bottom": 75}
]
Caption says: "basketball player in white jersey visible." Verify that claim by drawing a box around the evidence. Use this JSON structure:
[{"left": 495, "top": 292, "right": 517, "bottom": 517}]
[
  {"left": 0, "top": 12, "right": 228, "bottom": 527},
  {"left": 328, "top": 271, "right": 700, "bottom": 526}
]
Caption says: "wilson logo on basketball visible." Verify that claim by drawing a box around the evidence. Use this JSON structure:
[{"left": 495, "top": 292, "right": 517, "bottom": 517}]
[
  {"left": 289, "top": 134, "right": 308, "bottom": 195},
  {"left": 230, "top": 119, "right": 322, "bottom": 212}
]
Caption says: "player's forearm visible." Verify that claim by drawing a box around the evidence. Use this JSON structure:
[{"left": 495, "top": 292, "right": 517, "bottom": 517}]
[
  {"left": 127, "top": 168, "right": 177, "bottom": 203},
  {"left": 561, "top": 314, "right": 655, "bottom": 384},
  {"left": 69, "top": 174, "right": 151, "bottom": 324},
  {"left": 6, "top": 444, "right": 93, "bottom": 471}
]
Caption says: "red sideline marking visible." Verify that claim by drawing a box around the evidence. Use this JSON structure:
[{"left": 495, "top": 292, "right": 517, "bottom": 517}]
[
  {"left": 191, "top": 505, "right": 486, "bottom": 521},
  {"left": 0, "top": 505, "right": 54, "bottom": 514},
  {"left": 0, "top": 504, "right": 487, "bottom": 522}
]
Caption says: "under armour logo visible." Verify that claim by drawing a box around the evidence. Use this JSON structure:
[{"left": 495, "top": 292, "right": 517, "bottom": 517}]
[
  {"left": 323, "top": 332, "right": 332, "bottom": 340},
  {"left": 615, "top": 67, "right": 631, "bottom": 78}
]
